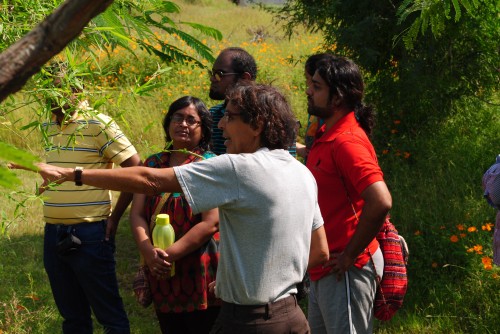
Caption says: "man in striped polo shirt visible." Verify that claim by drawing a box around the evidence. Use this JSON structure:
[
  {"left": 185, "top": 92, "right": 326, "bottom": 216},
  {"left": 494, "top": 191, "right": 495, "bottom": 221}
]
[{"left": 41, "top": 72, "right": 140, "bottom": 334}]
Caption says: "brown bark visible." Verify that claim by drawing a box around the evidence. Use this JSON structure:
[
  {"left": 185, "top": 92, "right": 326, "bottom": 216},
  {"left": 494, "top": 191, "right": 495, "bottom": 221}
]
[{"left": 0, "top": 0, "right": 114, "bottom": 103}]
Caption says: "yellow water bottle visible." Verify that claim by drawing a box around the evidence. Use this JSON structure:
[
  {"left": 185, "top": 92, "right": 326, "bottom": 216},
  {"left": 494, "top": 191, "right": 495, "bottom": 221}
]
[{"left": 152, "top": 213, "right": 175, "bottom": 276}]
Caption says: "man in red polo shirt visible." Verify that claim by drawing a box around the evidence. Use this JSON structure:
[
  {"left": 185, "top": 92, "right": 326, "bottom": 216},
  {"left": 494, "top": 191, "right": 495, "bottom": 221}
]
[{"left": 305, "top": 54, "right": 392, "bottom": 333}]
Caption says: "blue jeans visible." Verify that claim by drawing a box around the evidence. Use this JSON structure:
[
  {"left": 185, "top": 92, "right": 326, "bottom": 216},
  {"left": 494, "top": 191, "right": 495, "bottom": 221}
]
[{"left": 44, "top": 221, "right": 130, "bottom": 334}]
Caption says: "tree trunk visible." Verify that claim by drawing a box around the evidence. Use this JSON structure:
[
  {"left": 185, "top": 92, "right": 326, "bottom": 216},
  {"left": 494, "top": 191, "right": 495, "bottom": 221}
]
[{"left": 0, "top": 0, "right": 114, "bottom": 103}]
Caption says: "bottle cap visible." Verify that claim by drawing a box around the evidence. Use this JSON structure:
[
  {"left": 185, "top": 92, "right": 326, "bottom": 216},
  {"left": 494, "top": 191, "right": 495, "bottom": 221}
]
[{"left": 156, "top": 213, "right": 170, "bottom": 225}]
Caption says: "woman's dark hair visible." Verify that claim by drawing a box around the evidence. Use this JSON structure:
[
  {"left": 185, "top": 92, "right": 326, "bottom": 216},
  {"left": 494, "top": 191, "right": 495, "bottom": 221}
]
[
  {"left": 315, "top": 55, "right": 376, "bottom": 136},
  {"left": 226, "top": 83, "right": 296, "bottom": 150},
  {"left": 163, "top": 96, "right": 212, "bottom": 151},
  {"left": 222, "top": 47, "right": 258, "bottom": 80}
]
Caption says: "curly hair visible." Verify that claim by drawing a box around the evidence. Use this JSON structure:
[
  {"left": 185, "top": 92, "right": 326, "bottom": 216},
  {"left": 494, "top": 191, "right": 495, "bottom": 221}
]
[
  {"left": 226, "top": 83, "right": 296, "bottom": 150},
  {"left": 162, "top": 96, "right": 212, "bottom": 151},
  {"left": 315, "top": 55, "right": 376, "bottom": 136}
]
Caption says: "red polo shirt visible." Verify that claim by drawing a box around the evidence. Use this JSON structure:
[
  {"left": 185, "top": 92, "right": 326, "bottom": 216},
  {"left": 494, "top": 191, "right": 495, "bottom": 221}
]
[{"left": 307, "top": 112, "right": 384, "bottom": 281}]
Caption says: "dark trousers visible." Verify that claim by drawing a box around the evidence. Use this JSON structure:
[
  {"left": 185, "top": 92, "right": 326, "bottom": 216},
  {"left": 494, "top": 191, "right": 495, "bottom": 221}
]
[
  {"left": 210, "top": 295, "right": 310, "bottom": 334},
  {"left": 156, "top": 306, "right": 220, "bottom": 334},
  {"left": 44, "top": 222, "right": 130, "bottom": 334}
]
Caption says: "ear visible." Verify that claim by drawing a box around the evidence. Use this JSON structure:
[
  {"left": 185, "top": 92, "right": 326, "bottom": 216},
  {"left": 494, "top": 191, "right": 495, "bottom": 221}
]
[
  {"left": 252, "top": 120, "right": 264, "bottom": 137},
  {"left": 331, "top": 95, "right": 342, "bottom": 107},
  {"left": 241, "top": 72, "right": 252, "bottom": 81}
]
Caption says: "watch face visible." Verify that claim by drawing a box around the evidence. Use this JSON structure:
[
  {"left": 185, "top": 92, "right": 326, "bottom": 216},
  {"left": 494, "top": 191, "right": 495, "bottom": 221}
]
[{"left": 75, "top": 167, "right": 83, "bottom": 186}]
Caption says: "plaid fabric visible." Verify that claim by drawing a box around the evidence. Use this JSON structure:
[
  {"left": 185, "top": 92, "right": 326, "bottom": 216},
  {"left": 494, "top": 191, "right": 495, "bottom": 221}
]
[
  {"left": 372, "top": 218, "right": 409, "bottom": 321},
  {"left": 132, "top": 265, "right": 152, "bottom": 308}
]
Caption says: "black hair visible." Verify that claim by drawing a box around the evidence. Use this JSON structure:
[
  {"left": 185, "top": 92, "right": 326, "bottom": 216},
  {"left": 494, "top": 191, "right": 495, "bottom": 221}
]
[
  {"left": 163, "top": 96, "right": 212, "bottom": 151},
  {"left": 226, "top": 83, "right": 296, "bottom": 150},
  {"left": 221, "top": 47, "right": 258, "bottom": 80},
  {"left": 305, "top": 53, "right": 331, "bottom": 77},
  {"left": 315, "top": 55, "right": 376, "bottom": 136}
]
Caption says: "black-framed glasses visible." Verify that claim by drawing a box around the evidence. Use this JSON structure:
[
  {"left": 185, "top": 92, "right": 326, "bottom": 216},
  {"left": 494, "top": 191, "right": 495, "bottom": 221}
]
[
  {"left": 222, "top": 111, "right": 242, "bottom": 122},
  {"left": 171, "top": 114, "right": 201, "bottom": 127},
  {"left": 208, "top": 69, "right": 240, "bottom": 82}
]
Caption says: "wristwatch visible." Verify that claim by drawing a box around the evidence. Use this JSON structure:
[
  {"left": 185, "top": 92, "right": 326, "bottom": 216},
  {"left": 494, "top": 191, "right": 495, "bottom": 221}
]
[{"left": 74, "top": 166, "right": 84, "bottom": 186}]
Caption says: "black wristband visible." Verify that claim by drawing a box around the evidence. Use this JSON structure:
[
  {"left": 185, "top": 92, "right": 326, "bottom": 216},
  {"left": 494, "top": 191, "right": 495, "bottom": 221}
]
[{"left": 74, "top": 166, "right": 83, "bottom": 186}]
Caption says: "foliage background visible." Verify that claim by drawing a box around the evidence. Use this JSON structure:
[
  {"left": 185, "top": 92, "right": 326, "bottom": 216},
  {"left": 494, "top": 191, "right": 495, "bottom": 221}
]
[{"left": 0, "top": 0, "right": 499, "bottom": 333}]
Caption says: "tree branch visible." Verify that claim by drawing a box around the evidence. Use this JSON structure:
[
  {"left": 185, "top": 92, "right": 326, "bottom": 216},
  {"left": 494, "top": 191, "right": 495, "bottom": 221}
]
[{"left": 0, "top": 0, "right": 114, "bottom": 103}]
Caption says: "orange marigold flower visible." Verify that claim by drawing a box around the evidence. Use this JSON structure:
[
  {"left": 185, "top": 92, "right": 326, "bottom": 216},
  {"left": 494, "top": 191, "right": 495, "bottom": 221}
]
[
  {"left": 493, "top": 273, "right": 499, "bottom": 279},
  {"left": 431, "top": 262, "right": 438, "bottom": 268},
  {"left": 391, "top": 129, "right": 398, "bottom": 134},
  {"left": 482, "top": 223, "right": 494, "bottom": 231},
  {"left": 414, "top": 230, "right": 421, "bottom": 236},
  {"left": 460, "top": 233, "right": 466, "bottom": 238},
  {"left": 482, "top": 257, "right": 493, "bottom": 270},
  {"left": 473, "top": 245, "right": 483, "bottom": 254},
  {"left": 403, "top": 152, "right": 411, "bottom": 159},
  {"left": 457, "top": 224, "right": 465, "bottom": 231},
  {"left": 450, "top": 235, "right": 459, "bottom": 242},
  {"left": 467, "top": 247, "right": 474, "bottom": 253},
  {"left": 382, "top": 149, "right": 389, "bottom": 155},
  {"left": 393, "top": 120, "right": 401, "bottom": 125},
  {"left": 440, "top": 226, "right": 446, "bottom": 230},
  {"left": 467, "top": 226, "right": 477, "bottom": 232}
]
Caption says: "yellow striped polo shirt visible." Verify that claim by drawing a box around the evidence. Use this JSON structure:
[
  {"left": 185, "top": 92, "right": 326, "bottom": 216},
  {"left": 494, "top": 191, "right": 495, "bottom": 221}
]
[{"left": 42, "top": 108, "right": 137, "bottom": 224}]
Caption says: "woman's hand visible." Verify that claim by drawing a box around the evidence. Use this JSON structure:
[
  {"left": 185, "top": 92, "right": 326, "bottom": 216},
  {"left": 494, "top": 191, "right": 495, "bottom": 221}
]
[{"left": 146, "top": 247, "right": 172, "bottom": 280}]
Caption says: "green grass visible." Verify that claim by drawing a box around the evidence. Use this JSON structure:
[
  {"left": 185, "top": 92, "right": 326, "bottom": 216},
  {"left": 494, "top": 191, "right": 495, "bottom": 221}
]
[{"left": 1, "top": 0, "right": 500, "bottom": 332}]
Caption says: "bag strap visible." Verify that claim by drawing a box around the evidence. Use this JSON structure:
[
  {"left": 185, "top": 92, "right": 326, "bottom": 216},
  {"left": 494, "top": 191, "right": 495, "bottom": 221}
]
[
  {"left": 149, "top": 192, "right": 171, "bottom": 232},
  {"left": 139, "top": 192, "right": 171, "bottom": 266}
]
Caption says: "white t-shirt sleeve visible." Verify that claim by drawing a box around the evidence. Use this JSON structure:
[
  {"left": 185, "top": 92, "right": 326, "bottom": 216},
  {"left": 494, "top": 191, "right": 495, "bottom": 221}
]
[
  {"left": 312, "top": 201, "right": 324, "bottom": 231},
  {"left": 173, "top": 154, "right": 238, "bottom": 214}
]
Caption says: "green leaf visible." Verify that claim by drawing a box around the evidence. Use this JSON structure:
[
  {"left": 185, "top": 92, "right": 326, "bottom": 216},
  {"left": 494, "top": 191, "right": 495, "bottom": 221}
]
[
  {"left": 451, "top": 0, "right": 462, "bottom": 21},
  {"left": 0, "top": 168, "right": 21, "bottom": 189},
  {"left": 0, "top": 142, "right": 39, "bottom": 170},
  {"left": 181, "top": 21, "right": 223, "bottom": 41},
  {"left": 0, "top": 141, "right": 39, "bottom": 189}
]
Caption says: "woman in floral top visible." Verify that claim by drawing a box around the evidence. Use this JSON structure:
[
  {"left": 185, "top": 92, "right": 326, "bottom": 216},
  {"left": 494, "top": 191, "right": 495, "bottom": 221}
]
[{"left": 130, "top": 96, "right": 219, "bottom": 334}]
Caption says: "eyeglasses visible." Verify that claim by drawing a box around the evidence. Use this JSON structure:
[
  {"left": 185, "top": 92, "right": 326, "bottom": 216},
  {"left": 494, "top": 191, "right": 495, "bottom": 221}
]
[
  {"left": 208, "top": 69, "right": 240, "bottom": 82},
  {"left": 222, "top": 111, "right": 242, "bottom": 122},
  {"left": 171, "top": 114, "right": 201, "bottom": 127}
]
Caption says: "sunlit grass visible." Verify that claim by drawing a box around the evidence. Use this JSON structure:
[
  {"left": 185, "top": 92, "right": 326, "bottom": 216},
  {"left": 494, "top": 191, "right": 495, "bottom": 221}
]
[{"left": 1, "top": 0, "right": 499, "bottom": 333}]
